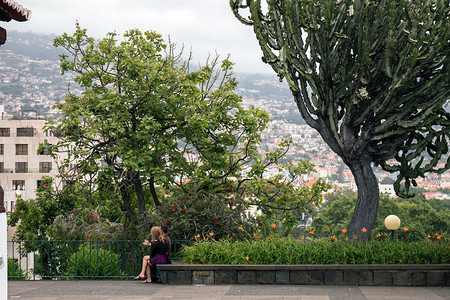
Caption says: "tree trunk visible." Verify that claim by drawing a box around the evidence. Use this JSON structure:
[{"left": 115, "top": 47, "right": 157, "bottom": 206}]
[
  {"left": 131, "top": 171, "right": 146, "bottom": 215},
  {"left": 347, "top": 159, "right": 380, "bottom": 240},
  {"left": 315, "top": 122, "right": 379, "bottom": 241},
  {"left": 119, "top": 185, "right": 138, "bottom": 227},
  {"left": 149, "top": 176, "right": 161, "bottom": 206}
]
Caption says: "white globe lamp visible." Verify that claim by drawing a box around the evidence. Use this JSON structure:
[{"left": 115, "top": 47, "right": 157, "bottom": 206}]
[{"left": 384, "top": 215, "right": 400, "bottom": 241}]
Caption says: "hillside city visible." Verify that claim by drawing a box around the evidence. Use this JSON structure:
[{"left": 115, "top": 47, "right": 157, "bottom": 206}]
[{"left": 1, "top": 31, "right": 449, "bottom": 201}]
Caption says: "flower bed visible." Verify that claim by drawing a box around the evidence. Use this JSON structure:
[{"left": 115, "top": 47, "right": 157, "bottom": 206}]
[
  {"left": 157, "top": 239, "right": 449, "bottom": 286},
  {"left": 181, "top": 239, "right": 449, "bottom": 265}
]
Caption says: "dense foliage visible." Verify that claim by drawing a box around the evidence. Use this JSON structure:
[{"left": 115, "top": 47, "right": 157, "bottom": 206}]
[
  {"left": 8, "top": 177, "right": 127, "bottom": 241},
  {"left": 8, "top": 177, "right": 78, "bottom": 241},
  {"left": 149, "top": 191, "right": 256, "bottom": 241},
  {"left": 9, "top": 27, "right": 329, "bottom": 242},
  {"left": 65, "top": 245, "right": 125, "bottom": 279},
  {"left": 311, "top": 190, "right": 450, "bottom": 242},
  {"left": 8, "top": 258, "right": 26, "bottom": 280}
]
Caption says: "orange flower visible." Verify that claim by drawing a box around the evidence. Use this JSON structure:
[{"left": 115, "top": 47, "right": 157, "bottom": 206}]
[
  {"left": 330, "top": 235, "right": 336, "bottom": 241},
  {"left": 271, "top": 224, "right": 276, "bottom": 228},
  {"left": 402, "top": 227, "right": 409, "bottom": 231},
  {"left": 341, "top": 228, "right": 347, "bottom": 233},
  {"left": 426, "top": 234, "right": 431, "bottom": 239},
  {"left": 361, "top": 228, "right": 367, "bottom": 233},
  {"left": 209, "top": 232, "right": 214, "bottom": 236},
  {"left": 344, "top": 237, "right": 348, "bottom": 242},
  {"left": 244, "top": 256, "right": 249, "bottom": 261},
  {"left": 437, "top": 235, "right": 441, "bottom": 240},
  {"left": 309, "top": 230, "right": 315, "bottom": 235},
  {"left": 238, "top": 226, "right": 244, "bottom": 231},
  {"left": 195, "top": 234, "right": 200, "bottom": 239},
  {"left": 376, "top": 233, "right": 381, "bottom": 238}
]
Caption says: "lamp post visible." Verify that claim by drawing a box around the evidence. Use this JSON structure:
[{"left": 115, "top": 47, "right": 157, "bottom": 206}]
[{"left": 384, "top": 215, "right": 400, "bottom": 241}]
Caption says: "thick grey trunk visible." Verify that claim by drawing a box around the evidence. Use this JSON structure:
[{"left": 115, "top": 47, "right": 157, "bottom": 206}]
[{"left": 347, "top": 160, "right": 379, "bottom": 240}]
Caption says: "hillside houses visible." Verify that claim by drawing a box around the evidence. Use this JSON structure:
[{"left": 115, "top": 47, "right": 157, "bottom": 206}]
[
  {"left": 244, "top": 99, "right": 449, "bottom": 194},
  {"left": 1, "top": 33, "right": 449, "bottom": 197}
]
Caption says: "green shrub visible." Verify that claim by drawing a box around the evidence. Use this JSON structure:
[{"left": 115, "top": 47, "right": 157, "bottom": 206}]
[
  {"left": 152, "top": 191, "right": 257, "bottom": 241},
  {"left": 312, "top": 192, "right": 450, "bottom": 242},
  {"left": 65, "top": 244, "right": 125, "bottom": 279},
  {"left": 8, "top": 258, "right": 27, "bottom": 280},
  {"left": 181, "top": 238, "right": 449, "bottom": 264}
]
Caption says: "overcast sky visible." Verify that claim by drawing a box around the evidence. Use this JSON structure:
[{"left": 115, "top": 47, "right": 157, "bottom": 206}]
[{"left": 4, "top": 0, "right": 274, "bottom": 74}]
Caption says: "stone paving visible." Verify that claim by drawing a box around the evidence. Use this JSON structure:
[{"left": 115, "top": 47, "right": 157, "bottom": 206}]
[{"left": 7, "top": 280, "right": 450, "bottom": 300}]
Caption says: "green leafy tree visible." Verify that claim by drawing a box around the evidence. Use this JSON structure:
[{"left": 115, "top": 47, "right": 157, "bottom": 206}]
[
  {"left": 231, "top": 0, "right": 450, "bottom": 239},
  {"left": 242, "top": 141, "right": 331, "bottom": 226},
  {"left": 8, "top": 177, "right": 77, "bottom": 241},
  {"left": 47, "top": 27, "right": 330, "bottom": 235},
  {"left": 49, "top": 27, "right": 267, "bottom": 227},
  {"left": 151, "top": 141, "right": 331, "bottom": 240},
  {"left": 310, "top": 189, "right": 356, "bottom": 236},
  {"left": 8, "top": 177, "right": 80, "bottom": 278}
]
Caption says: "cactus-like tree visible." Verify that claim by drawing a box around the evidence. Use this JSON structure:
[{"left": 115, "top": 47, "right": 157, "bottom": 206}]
[{"left": 230, "top": 0, "right": 449, "bottom": 239}]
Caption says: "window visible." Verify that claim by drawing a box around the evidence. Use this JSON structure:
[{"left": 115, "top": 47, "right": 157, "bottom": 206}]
[
  {"left": 0, "top": 128, "right": 10, "bottom": 137},
  {"left": 0, "top": 144, "right": 3, "bottom": 155},
  {"left": 12, "top": 180, "right": 25, "bottom": 190},
  {"left": 0, "top": 162, "right": 3, "bottom": 173},
  {"left": 39, "top": 143, "right": 51, "bottom": 155},
  {"left": 39, "top": 162, "right": 52, "bottom": 173},
  {"left": 15, "top": 162, "right": 28, "bottom": 173},
  {"left": 15, "top": 144, "right": 28, "bottom": 155},
  {"left": 44, "top": 130, "right": 56, "bottom": 137},
  {"left": 17, "top": 127, "right": 34, "bottom": 137}
]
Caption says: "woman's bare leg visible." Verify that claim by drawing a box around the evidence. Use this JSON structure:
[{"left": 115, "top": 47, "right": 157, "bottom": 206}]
[
  {"left": 143, "top": 264, "right": 152, "bottom": 283},
  {"left": 136, "top": 255, "right": 150, "bottom": 278}
]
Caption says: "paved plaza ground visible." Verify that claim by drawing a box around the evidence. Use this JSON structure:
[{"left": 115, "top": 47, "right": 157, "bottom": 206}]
[{"left": 7, "top": 280, "right": 450, "bottom": 300}]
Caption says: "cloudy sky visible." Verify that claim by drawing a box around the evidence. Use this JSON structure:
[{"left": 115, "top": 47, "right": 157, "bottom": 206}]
[{"left": 4, "top": 0, "right": 274, "bottom": 74}]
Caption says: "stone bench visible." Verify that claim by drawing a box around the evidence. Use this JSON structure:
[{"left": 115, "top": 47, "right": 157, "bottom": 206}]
[{"left": 158, "top": 264, "right": 450, "bottom": 286}]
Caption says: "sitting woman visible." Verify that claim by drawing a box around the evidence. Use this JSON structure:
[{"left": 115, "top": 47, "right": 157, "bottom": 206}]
[{"left": 134, "top": 226, "right": 168, "bottom": 283}]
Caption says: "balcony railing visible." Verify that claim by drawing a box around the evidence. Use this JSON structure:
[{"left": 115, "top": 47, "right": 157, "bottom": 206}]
[{"left": 7, "top": 240, "right": 191, "bottom": 280}]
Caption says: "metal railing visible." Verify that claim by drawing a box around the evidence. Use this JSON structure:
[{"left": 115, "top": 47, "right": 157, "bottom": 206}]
[{"left": 7, "top": 239, "right": 191, "bottom": 280}]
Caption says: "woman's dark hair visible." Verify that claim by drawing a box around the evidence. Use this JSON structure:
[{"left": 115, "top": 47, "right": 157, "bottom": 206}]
[{"left": 160, "top": 224, "right": 168, "bottom": 234}]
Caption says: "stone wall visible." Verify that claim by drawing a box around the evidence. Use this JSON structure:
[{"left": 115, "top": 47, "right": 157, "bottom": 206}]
[{"left": 158, "top": 264, "right": 450, "bottom": 286}]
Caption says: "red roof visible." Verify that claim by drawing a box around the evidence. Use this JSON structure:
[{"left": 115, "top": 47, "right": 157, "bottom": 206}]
[
  {"left": 0, "top": 0, "right": 31, "bottom": 22},
  {"left": 304, "top": 179, "right": 317, "bottom": 188}
]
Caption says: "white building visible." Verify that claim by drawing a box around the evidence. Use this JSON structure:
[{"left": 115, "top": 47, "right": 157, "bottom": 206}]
[
  {"left": 0, "top": 115, "right": 65, "bottom": 212},
  {"left": 379, "top": 183, "right": 396, "bottom": 197}
]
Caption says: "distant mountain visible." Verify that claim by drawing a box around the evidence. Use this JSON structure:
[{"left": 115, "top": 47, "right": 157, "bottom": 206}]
[
  {"left": 1, "top": 30, "right": 302, "bottom": 121},
  {"left": 2, "top": 31, "right": 63, "bottom": 61},
  {"left": 235, "top": 73, "right": 293, "bottom": 102}
]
